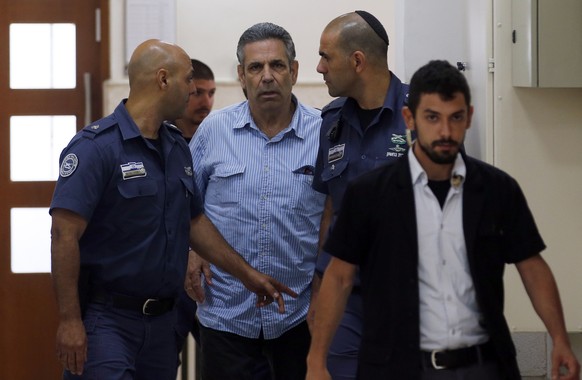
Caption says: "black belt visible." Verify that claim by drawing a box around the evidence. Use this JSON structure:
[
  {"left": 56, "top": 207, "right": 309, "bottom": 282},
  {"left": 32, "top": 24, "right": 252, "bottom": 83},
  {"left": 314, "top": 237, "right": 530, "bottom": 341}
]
[
  {"left": 92, "top": 291, "right": 175, "bottom": 316},
  {"left": 421, "top": 342, "right": 495, "bottom": 370}
]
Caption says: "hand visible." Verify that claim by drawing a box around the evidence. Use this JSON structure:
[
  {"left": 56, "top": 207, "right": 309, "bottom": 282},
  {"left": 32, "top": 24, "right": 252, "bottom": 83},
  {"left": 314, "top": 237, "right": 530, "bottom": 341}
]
[
  {"left": 185, "top": 249, "right": 213, "bottom": 302},
  {"left": 55, "top": 318, "right": 87, "bottom": 375},
  {"left": 242, "top": 269, "right": 298, "bottom": 314},
  {"left": 551, "top": 340, "right": 580, "bottom": 380},
  {"left": 305, "top": 366, "right": 332, "bottom": 380}
]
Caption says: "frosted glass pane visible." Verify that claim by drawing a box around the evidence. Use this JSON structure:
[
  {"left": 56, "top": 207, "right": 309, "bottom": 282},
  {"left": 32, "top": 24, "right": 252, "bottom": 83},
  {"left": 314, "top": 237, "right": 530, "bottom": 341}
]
[
  {"left": 10, "top": 115, "right": 77, "bottom": 181},
  {"left": 11, "top": 208, "right": 51, "bottom": 274},
  {"left": 10, "top": 23, "right": 76, "bottom": 89}
]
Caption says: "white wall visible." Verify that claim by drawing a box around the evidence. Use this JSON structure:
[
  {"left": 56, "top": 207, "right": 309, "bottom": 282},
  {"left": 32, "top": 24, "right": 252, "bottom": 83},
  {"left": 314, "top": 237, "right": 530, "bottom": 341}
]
[
  {"left": 395, "top": 0, "right": 492, "bottom": 162},
  {"left": 106, "top": 0, "right": 394, "bottom": 112},
  {"left": 493, "top": 0, "right": 582, "bottom": 332}
]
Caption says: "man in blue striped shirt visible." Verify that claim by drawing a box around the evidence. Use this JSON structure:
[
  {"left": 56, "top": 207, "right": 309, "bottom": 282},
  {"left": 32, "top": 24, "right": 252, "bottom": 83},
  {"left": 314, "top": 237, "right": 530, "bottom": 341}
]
[{"left": 188, "top": 22, "right": 326, "bottom": 380}]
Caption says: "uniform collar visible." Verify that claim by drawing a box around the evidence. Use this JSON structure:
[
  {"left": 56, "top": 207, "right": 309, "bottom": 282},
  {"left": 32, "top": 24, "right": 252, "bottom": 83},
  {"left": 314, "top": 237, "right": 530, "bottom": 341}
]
[
  {"left": 114, "top": 100, "right": 142, "bottom": 140},
  {"left": 342, "top": 71, "right": 405, "bottom": 132},
  {"left": 114, "top": 100, "right": 179, "bottom": 146}
]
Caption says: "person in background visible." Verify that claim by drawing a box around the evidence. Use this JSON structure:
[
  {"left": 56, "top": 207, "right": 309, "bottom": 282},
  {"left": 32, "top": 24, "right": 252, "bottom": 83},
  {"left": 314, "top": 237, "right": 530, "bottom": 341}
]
[
  {"left": 306, "top": 60, "right": 580, "bottom": 380},
  {"left": 174, "top": 59, "right": 216, "bottom": 143},
  {"left": 308, "top": 10, "right": 409, "bottom": 380},
  {"left": 174, "top": 58, "right": 216, "bottom": 348},
  {"left": 50, "top": 39, "right": 296, "bottom": 380},
  {"left": 188, "top": 22, "right": 325, "bottom": 380}
]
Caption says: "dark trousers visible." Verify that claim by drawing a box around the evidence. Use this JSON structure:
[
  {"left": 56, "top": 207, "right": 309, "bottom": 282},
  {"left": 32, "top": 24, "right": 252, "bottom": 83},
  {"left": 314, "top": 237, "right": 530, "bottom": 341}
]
[
  {"left": 199, "top": 321, "right": 310, "bottom": 380},
  {"left": 328, "top": 291, "right": 362, "bottom": 380},
  {"left": 64, "top": 302, "right": 178, "bottom": 380}
]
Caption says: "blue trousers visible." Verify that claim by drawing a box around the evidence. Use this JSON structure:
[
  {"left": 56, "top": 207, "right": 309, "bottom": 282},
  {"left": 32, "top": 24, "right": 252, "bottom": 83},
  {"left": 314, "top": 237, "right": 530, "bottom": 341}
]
[
  {"left": 327, "top": 291, "right": 362, "bottom": 380},
  {"left": 64, "top": 302, "right": 178, "bottom": 380}
]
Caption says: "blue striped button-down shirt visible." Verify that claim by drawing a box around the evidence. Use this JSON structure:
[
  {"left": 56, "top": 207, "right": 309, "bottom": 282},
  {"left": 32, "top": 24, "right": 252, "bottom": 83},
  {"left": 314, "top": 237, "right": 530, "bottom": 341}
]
[{"left": 189, "top": 97, "right": 325, "bottom": 339}]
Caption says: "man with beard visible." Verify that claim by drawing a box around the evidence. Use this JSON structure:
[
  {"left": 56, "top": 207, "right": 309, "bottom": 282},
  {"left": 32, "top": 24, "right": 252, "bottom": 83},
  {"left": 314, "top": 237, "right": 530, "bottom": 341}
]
[
  {"left": 306, "top": 60, "right": 579, "bottom": 380},
  {"left": 174, "top": 59, "right": 216, "bottom": 143}
]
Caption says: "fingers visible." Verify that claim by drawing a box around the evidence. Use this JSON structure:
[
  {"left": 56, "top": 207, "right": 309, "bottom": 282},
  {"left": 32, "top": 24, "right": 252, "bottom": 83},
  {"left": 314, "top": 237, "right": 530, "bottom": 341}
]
[
  {"left": 251, "top": 275, "right": 298, "bottom": 314},
  {"left": 185, "top": 281, "right": 205, "bottom": 302},
  {"left": 274, "top": 292, "right": 285, "bottom": 314},
  {"left": 201, "top": 259, "right": 213, "bottom": 285},
  {"left": 58, "top": 351, "right": 84, "bottom": 376},
  {"left": 192, "top": 282, "right": 206, "bottom": 302},
  {"left": 256, "top": 293, "right": 284, "bottom": 313},
  {"left": 552, "top": 356, "right": 580, "bottom": 379},
  {"left": 273, "top": 280, "right": 298, "bottom": 299}
]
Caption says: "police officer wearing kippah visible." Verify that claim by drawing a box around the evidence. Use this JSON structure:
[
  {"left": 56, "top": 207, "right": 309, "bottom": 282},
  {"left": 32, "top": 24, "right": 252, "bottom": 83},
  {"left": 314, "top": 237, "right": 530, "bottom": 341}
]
[{"left": 306, "top": 11, "right": 409, "bottom": 380}]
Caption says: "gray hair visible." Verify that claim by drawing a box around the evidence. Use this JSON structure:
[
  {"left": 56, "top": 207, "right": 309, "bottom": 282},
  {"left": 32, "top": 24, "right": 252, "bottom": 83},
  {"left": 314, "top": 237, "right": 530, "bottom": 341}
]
[{"left": 236, "top": 22, "right": 296, "bottom": 65}]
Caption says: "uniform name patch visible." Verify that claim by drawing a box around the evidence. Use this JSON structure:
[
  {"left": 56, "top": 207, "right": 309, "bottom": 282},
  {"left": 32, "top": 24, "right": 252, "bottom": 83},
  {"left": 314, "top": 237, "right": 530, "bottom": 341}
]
[
  {"left": 60, "top": 153, "right": 79, "bottom": 177},
  {"left": 121, "top": 162, "right": 147, "bottom": 180},
  {"left": 328, "top": 144, "right": 345, "bottom": 163}
]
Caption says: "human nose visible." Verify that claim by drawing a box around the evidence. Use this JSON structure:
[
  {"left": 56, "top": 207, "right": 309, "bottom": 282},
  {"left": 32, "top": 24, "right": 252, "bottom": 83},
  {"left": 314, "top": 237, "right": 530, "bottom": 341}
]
[
  {"left": 316, "top": 58, "right": 326, "bottom": 74},
  {"left": 201, "top": 93, "right": 212, "bottom": 107},
  {"left": 440, "top": 120, "right": 453, "bottom": 138},
  {"left": 262, "top": 66, "right": 274, "bottom": 82}
]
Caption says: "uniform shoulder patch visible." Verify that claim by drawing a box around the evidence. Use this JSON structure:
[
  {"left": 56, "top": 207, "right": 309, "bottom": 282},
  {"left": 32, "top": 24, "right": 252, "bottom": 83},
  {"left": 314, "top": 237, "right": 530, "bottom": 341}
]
[{"left": 60, "top": 153, "right": 79, "bottom": 177}]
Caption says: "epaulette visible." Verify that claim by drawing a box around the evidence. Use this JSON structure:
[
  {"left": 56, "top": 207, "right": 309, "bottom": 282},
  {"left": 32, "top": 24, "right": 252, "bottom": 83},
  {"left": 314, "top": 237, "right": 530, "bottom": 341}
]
[
  {"left": 321, "top": 97, "right": 347, "bottom": 116},
  {"left": 81, "top": 114, "right": 119, "bottom": 138},
  {"left": 163, "top": 120, "right": 183, "bottom": 135}
]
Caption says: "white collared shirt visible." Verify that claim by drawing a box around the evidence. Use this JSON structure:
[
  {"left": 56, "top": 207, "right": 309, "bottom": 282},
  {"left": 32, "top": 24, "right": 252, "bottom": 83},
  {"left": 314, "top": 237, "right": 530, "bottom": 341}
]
[{"left": 408, "top": 149, "right": 489, "bottom": 350}]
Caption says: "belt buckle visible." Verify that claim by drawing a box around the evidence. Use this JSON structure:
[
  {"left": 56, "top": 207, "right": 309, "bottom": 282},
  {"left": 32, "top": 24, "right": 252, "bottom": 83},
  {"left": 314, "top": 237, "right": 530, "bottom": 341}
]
[
  {"left": 142, "top": 298, "right": 158, "bottom": 315},
  {"left": 431, "top": 350, "right": 447, "bottom": 370}
]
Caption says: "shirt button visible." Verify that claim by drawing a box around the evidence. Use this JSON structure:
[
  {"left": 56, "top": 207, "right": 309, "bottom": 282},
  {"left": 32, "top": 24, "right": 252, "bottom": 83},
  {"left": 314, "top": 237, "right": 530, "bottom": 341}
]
[{"left": 361, "top": 155, "right": 366, "bottom": 159}]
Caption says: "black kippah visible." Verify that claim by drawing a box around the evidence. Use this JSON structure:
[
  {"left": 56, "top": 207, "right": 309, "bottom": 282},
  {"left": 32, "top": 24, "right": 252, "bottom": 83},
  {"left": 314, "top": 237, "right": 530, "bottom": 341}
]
[{"left": 355, "top": 10, "right": 389, "bottom": 46}]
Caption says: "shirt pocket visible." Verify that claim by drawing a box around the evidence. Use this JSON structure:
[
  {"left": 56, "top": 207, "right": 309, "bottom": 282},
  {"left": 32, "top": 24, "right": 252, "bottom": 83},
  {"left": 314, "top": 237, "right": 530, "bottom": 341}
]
[
  {"left": 320, "top": 159, "right": 349, "bottom": 205},
  {"left": 206, "top": 163, "right": 245, "bottom": 206},
  {"left": 117, "top": 177, "right": 158, "bottom": 199},
  {"left": 320, "top": 159, "right": 349, "bottom": 183},
  {"left": 287, "top": 165, "right": 325, "bottom": 212}
]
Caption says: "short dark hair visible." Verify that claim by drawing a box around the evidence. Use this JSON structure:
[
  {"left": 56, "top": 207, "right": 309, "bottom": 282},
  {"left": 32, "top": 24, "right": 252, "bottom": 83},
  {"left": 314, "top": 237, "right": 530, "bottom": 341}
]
[
  {"left": 191, "top": 59, "right": 214, "bottom": 81},
  {"left": 407, "top": 60, "right": 471, "bottom": 115},
  {"left": 236, "top": 22, "right": 296, "bottom": 65}
]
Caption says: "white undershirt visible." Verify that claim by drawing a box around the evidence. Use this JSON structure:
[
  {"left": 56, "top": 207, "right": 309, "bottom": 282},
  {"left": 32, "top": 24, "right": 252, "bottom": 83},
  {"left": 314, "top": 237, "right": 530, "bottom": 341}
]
[{"left": 408, "top": 150, "right": 489, "bottom": 350}]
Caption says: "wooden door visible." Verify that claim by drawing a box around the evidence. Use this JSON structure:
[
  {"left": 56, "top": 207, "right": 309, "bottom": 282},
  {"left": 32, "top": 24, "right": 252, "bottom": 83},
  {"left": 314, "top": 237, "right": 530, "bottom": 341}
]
[{"left": 0, "top": 0, "right": 108, "bottom": 378}]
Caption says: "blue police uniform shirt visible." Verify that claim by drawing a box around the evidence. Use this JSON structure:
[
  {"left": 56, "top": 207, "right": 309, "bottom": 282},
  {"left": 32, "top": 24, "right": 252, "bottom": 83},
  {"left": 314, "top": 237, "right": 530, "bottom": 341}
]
[
  {"left": 50, "top": 100, "right": 203, "bottom": 298},
  {"left": 312, "top": 72, "right": 409, "bottom": 276}
]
